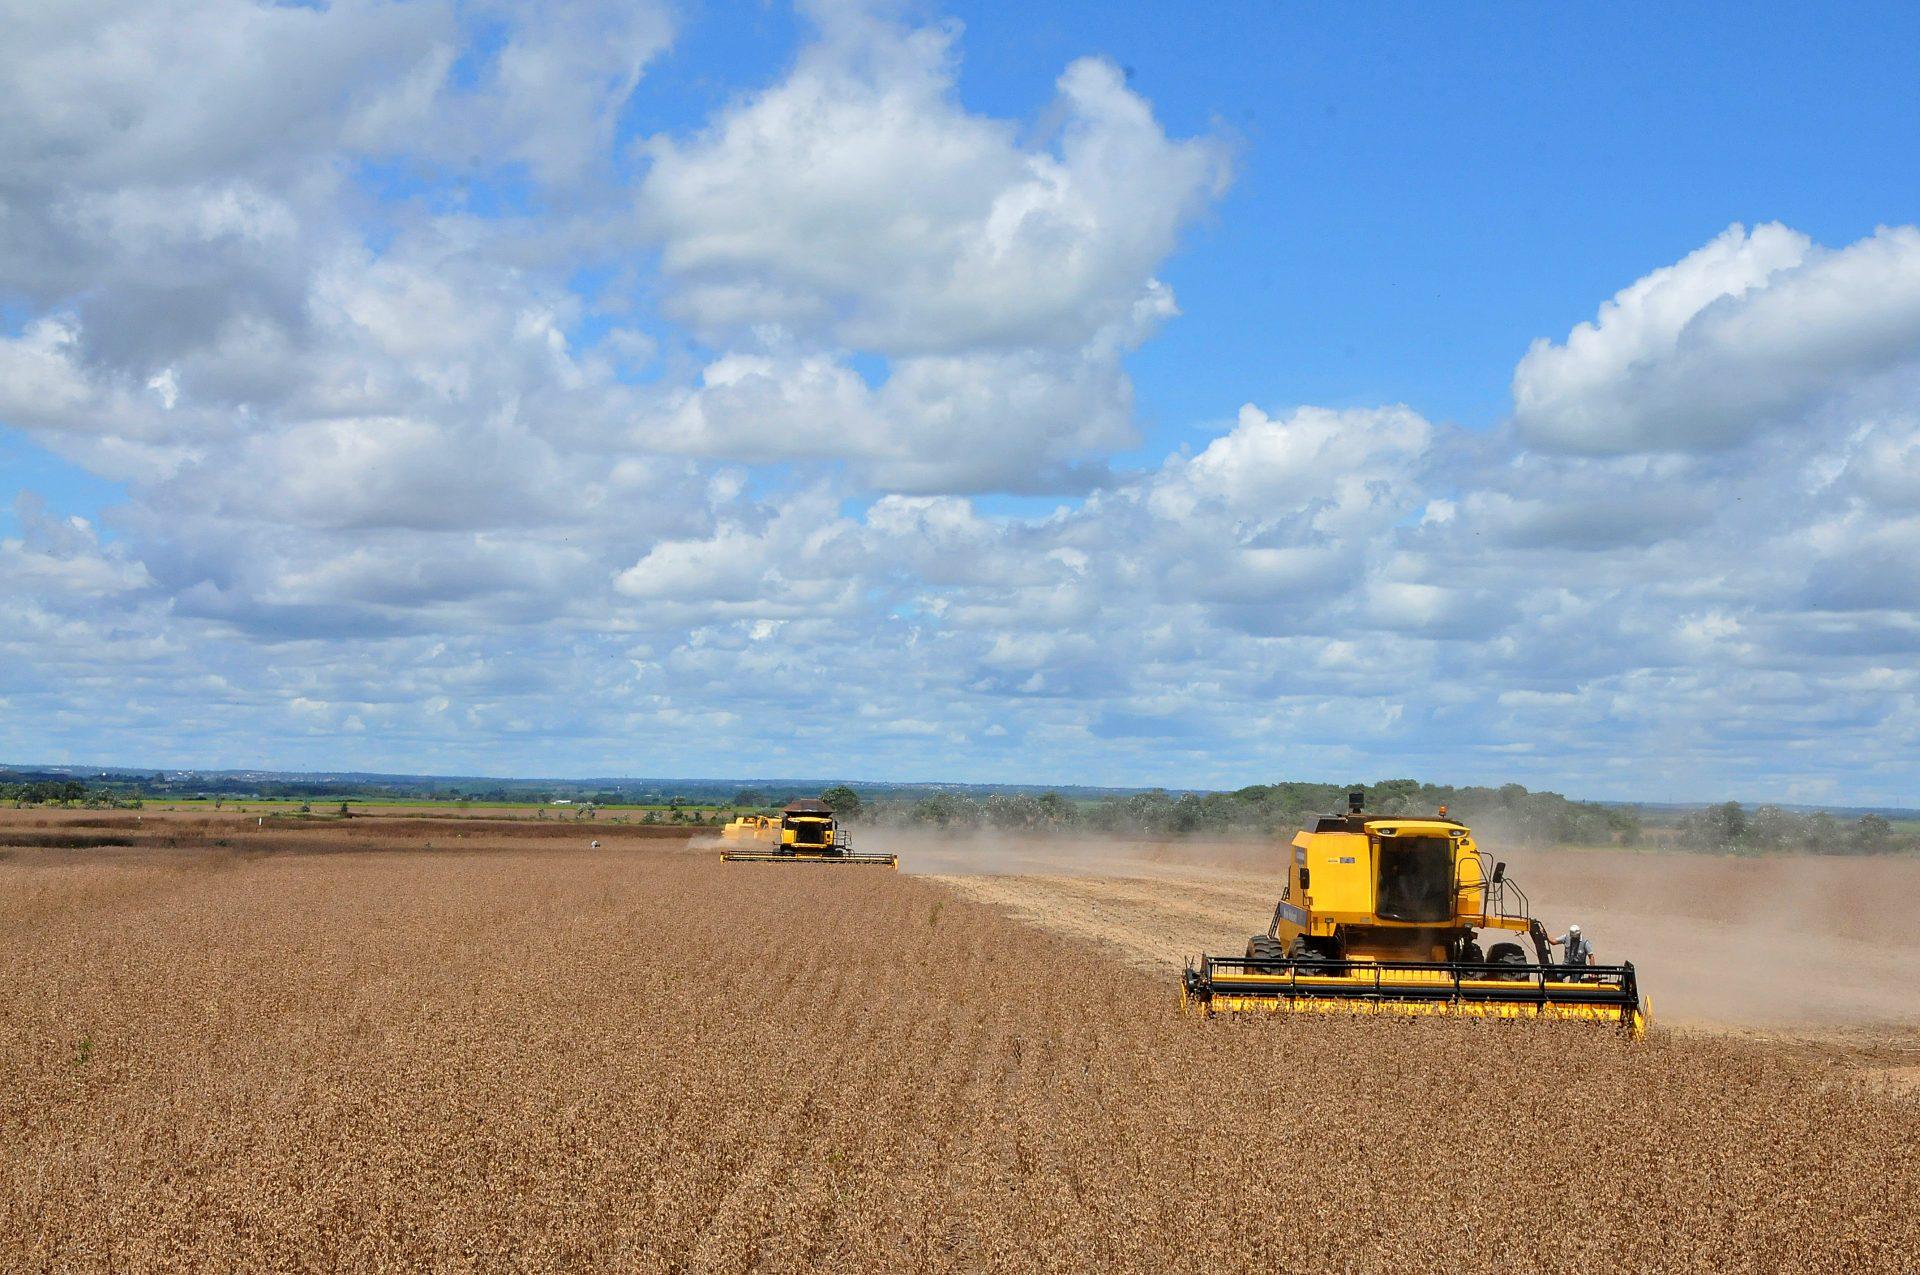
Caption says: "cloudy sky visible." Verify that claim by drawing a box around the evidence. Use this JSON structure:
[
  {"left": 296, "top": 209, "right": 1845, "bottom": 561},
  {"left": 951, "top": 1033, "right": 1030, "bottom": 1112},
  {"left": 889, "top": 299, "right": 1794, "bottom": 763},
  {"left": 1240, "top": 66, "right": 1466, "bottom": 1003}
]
[{"left": 4, "top": 1, "right": 1918, "bottom": 802}]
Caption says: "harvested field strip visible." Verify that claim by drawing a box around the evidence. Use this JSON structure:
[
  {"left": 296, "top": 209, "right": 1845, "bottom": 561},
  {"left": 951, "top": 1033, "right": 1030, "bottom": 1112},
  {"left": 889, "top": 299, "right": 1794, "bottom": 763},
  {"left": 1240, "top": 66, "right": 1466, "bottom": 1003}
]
[
  {"left": 276, "top": 816, "right": 698, "bottom": 841},
  {"left": 931, "top": 872, "right": 1253, "bottom": 973},
  {"left": 0, "top": 820, "right": 691, "bottom": 855},
  {"left": 3, "top": 842, "right": 1915, "bottom": 1271},
  {"left": 31, "top": 816, "right": 148, "bottom": 830},
  {"left": 1041, "top": 865, "right": 1287, "bottom": 911},
  {"left": 1025, "top": 873, "right": 1279, "bottom": 923},
  {"left": 0, "top": 833, "right": 142, "bottom": 850}
]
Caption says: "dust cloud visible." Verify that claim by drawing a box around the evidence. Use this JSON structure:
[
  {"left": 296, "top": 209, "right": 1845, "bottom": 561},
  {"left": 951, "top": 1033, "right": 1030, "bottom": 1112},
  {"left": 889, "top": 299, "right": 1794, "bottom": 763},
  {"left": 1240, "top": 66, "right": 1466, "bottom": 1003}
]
[{"left": 1520, "top": 849, "right": 1920, "bottom": 1030}]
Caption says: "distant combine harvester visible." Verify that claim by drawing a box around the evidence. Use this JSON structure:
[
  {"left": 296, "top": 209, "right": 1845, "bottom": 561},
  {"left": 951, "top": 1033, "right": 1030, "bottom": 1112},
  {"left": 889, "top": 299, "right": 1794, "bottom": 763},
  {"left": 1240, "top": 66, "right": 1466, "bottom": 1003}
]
[{"left": 719, "top": 799, "right": 898, "bottom": 868}]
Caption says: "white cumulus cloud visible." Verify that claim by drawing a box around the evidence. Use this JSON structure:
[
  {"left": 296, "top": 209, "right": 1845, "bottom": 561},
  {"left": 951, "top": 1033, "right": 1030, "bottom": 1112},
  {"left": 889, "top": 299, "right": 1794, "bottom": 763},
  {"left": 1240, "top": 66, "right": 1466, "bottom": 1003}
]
[{"left": 1514, "top": 222, "right": 1920, "bottom": 453}]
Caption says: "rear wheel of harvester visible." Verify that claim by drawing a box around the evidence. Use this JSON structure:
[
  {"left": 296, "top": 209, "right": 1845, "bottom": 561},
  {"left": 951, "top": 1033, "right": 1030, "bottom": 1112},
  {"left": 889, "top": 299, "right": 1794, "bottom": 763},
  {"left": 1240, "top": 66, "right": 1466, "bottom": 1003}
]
[{"left": 1245, "top": 935, "right": 1285, "bottom": 964}]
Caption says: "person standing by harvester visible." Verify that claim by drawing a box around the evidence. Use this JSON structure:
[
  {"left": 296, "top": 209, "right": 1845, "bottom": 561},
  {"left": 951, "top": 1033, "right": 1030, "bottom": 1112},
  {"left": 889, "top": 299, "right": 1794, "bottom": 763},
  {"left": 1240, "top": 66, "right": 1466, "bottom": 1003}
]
[{"left": 1550, "top": 923, "right": 1593, "bottom": 967}]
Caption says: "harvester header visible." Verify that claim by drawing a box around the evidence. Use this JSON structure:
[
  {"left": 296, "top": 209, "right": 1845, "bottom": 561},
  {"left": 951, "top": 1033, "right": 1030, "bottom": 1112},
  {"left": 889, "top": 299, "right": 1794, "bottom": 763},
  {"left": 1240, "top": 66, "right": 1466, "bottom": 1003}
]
[
  {"left": 1182, "top": 790, "right": 1646, "bottom": 1033},
  {"left": 719, "top": 799, "right": 897, "bottom": 868}
]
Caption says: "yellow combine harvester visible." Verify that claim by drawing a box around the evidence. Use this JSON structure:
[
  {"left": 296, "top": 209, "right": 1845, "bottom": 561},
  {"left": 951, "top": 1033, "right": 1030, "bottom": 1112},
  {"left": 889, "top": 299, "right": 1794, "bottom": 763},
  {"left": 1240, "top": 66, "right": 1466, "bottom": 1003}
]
[
  {"left": 1183, "top": 790, "right": 1646, "bottom": 1034},
  {"left": 718, "top": 799, "right": 897, "bottom": 868}
]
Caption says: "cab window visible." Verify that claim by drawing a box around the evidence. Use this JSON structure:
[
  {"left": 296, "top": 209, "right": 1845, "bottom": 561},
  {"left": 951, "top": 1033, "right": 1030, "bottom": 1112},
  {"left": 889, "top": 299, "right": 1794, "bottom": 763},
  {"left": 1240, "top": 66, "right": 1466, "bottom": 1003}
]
[{"left": 1376, "top": 836, "right": 1453, "bottom": 922}]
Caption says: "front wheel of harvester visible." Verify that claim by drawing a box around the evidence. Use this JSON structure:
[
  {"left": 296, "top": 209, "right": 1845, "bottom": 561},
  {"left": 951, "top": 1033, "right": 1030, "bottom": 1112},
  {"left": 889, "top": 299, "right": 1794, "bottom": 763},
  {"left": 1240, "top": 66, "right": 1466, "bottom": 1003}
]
[
  {"left": 1246, "top": 935, "right": 1284, "bottom": 964},
  {"left": 1288, "top": 936, "right": 1336, "bottom": 966},
  {"left": 1458, "top": 940, "right": 1485, "bottom": 965},
  {"left": 1487, "top": 942, "right": 1528, "bottom": 973}
]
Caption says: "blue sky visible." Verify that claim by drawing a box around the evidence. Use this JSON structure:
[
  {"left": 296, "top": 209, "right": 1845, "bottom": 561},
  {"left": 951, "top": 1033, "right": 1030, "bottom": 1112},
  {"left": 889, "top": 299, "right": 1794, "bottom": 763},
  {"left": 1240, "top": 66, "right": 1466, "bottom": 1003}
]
[
  {"left": 3, "top": 0, "right": 1918, "bottom": 802},
  {"left": 630, "top": 2, "right": 1920, "bottom": 435}
]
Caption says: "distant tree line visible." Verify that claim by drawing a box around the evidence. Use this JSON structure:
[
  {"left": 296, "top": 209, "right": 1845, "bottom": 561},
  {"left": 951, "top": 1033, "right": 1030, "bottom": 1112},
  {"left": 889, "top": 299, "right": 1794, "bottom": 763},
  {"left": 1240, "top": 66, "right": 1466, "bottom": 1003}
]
[
  {"left": 1, "top": 779, "right": 143, "bottom": 808},
  {"left": 846, "top": 779, "right": 1643, "bottom": 845},
  {"left": 8, "top": 771, "right": 1911, "bottom": 855},
  {"left": 1674, "top": 801, "right": 1908, "bottom": 855}
]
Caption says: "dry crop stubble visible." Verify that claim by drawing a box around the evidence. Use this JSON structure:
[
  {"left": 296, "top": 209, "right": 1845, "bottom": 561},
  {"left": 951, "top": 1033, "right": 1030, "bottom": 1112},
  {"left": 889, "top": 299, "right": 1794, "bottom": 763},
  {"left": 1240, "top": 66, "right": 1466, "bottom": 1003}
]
[{"left": 0, "top": 827, "right": 1915, "bottom": 1272}]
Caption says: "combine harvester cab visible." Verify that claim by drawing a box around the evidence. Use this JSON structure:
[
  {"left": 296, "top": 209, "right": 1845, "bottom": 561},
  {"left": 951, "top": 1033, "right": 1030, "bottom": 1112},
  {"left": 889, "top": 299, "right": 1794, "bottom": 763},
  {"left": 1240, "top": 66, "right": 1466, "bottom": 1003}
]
[
  {"left": 719, "top": 800, "right": 897, "bottom": 868},
  {"left": 1182, "top": 790, "right": 1646, "bottom": 1034}
]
